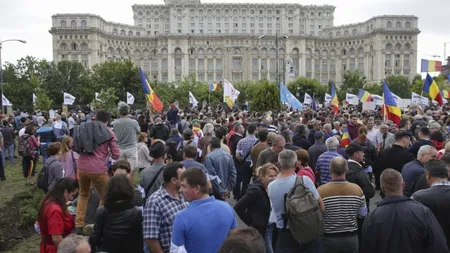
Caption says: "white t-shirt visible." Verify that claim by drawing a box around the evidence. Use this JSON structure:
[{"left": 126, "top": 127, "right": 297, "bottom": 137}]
[
  {"left": 19, "top": 128, "right": 26, "bottom": 137},
  {"left": 367, "top": 128, "right": 382, "bottom": 147}
]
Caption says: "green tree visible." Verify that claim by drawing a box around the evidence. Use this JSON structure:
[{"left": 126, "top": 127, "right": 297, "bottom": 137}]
[
  {"left": 286, "top": 77, "right": 326, "bottom": 102},
  {"left": 91, "top": 88, "right": 119, "bottom": 113},
  {"left": 251, "top": 80, "right": 281, "bottom": 112},
  {"left": 31, "top": 76, "right": 52, "bottom": 111},
  {"left": 363, "top": 83, "right": 382, "bottom": 96},
  {"left": 338, "top": 71, "right": 367, "bottom": 101},
  {"left": 383, "top": 75, "right": 412, "bottom": 98}
]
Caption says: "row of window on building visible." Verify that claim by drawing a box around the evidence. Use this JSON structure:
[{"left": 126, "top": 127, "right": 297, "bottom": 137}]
[{"left": 136, "top": 8, "right": 332, "bottom": 17}]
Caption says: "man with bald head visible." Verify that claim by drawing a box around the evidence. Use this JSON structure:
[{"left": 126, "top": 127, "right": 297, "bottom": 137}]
[
  {"left": 362, "top": 169, "right": 449, "bottom": 253},
  {"left": 318, "top": 156, "right": 367, "bottom": 253},
  {"left": 256, "top": 134, "right": 285, "bottom": 168}
]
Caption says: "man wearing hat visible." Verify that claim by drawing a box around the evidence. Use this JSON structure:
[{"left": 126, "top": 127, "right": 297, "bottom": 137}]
[
  {"left": 346, "top": 142, "right": 375, "bottom": 208},
  {"left": 139, "top": 140, "right": 168, "bottom": 198},
  {"left": 374, "top": 131, "right": 415, "bottom": 192}
]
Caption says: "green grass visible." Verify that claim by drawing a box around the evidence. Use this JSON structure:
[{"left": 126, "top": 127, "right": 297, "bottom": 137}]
[{"left": 4, "top": 234, "right": 40, "bottom": 253}]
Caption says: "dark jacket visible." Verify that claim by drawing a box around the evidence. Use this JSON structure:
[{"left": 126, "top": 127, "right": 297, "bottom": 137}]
[
  {"left": 167, "top": 108, "right": 179, "bottom": 125},
  {"left": 284, "top": 143, "right": 301, "bottom": 151},
  {"left": 411, "top": 118, "right": 428, "bottom": 137},
  {"left": 308, "top": 141, "right": 327, "bottom": 171},
  {"left": 89, "top": 201, "right": 144, "bottom": 253},
  {"left": 230, "top": 133, "right": 243, "bottom": 161},
  {"left": 292, "top": 135, "right": 312, "bottom": 150},
  {"left": 352, "top": 138, "right": 378, "bottom": 168},
  {"left": 167, "top": 134, "right": 184, "bottom": 148},
  {"left": 413, "top": 184, "right": 450, "bottom": 250},
  {"left": 410, "top": 173, "right": 429, "bottom": 195},
  {"left": 308, "top": 129, "right": 317, "bottom": 145},
  {"left": 362, "top": 196, "right": 449, "bottom": 253},
  {"left": 347, "top": 160, "right": 375, "bottom": 201},
  {"left": 73, "top": 121, "right": 113, "bottom": 154},
  {"left": 374, "top": 144, "right": 415, "bottom": 174},
  {"left": 234, "top": 180, "right": 270, "bottom": 236},
  {"left": 408, "top": 139, "right": 434, "bottom": 158},
  {"left": 149, "top": 123, "right": 170, "bottom": 141},
  {"left": 347, "top": 123, "right": 361, "bottom": 140},
  {"left": 402, "top": 159, "right": 425, "bottom": 197}
]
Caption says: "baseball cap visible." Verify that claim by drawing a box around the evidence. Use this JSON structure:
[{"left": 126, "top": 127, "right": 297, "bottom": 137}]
[{"left": 314, "top": 131, "right": 325, "bottom": 140}]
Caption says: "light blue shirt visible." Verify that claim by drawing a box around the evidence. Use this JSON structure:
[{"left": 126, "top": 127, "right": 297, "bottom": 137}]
[{"left": 268, "top": 175, "right": 320, "bottom": 229}]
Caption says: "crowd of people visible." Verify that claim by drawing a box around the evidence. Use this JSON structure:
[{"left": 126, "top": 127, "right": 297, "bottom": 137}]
[{"left": 3, "top": 101, "right": 450, "bottom": 253}]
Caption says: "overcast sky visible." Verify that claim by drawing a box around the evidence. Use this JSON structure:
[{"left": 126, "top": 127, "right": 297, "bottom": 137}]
[{"left": 1, "top": 0, "right": 449, "bottom": 73}]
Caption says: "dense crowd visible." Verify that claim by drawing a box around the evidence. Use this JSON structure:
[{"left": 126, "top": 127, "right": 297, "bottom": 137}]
[{"left": 3, "top": 101, "right": 450, "bottom": 253}]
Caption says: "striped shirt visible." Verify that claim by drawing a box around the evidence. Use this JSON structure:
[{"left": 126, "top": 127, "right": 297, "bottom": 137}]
[
  {"left": 317, "top": 180, "right": 367, "bottom": 234},
  {"left": 315, "top": 151, "right": 342, "bottom": 185}
]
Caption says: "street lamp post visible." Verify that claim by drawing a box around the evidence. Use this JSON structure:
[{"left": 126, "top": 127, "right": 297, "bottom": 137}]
[
  {"left": 0, "top": 39, "right": 26, "bottom": 114},
  {"left": 259, "top": 33, "right": 288, "bottom": 85}
]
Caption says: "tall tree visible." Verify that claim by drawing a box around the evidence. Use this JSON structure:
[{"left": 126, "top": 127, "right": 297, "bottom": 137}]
[
  {"left": 251, "top": 80, "right": 281, "bottom": 112},
  {"left": 339, "top": 71, "right": 367, "bottom": 101},
  {"left": 287, "top": 77, "right": 326, "bottom": 103},
  {"left": 383, "top": 75, "right": 411, "bottom": 98},
  {"left": 31, "top": 76, "right": 53, "bottom": 111}
]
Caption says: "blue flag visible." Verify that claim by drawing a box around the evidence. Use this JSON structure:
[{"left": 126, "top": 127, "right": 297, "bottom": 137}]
[
  {"left": 280, "top": 83, "right": 303, "bottom": 111},
  {"left": 312, "top": 93, "right": 317, "bottom": 111},
  {"left": 448, "top": 74, "right": 450, "bottom": 81}
]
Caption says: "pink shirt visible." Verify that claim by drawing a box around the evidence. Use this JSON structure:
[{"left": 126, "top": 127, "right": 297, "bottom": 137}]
[
  {"left": 296, "top": 166, "right": 316, "bottom": 184},
  {"left": 60, "top": 151, "right": 79, "bottom": 179},
  {"left": 77, "top": 128, "right": 120, "bottom": 174}
]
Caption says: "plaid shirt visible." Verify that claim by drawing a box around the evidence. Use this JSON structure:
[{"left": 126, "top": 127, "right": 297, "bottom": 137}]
[
  {"left": 431, "top": 180, "right": 450, "bottom": 187},
  {"left": 236, "top": 135, "right": 258, "bottom": 163},
  {"left": 143, "top": 185, "right": 188, "bottom": 252}
]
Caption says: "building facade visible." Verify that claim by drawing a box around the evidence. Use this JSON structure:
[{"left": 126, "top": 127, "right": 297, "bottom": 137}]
[{"left": 49, "top": 0, "right": 420, "bottom": 85}]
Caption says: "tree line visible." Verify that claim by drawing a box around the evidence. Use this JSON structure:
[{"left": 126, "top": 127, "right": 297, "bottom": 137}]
[{"left": 2, "top": 56, "right": 449, "bottom": 112}]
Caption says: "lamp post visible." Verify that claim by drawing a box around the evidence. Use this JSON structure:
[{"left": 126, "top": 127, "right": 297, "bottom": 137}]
[
  {"left": 0, "top": 39, "right": 26, "bottom": 114},
  {"left": 258, "top": 33, "right": 288, "bottom": 85}
]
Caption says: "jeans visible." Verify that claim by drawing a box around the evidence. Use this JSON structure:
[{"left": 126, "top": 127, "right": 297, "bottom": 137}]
[
  {"left": 75, "top": 170, "right": 109, "bottom": 228},
  {"left": 275, "top": 228, "right": 315, "bottom": 253},
  {"left": 324, "top": 234, "right": 358, "bottom": 253},
  {"left": 40, "top": 143, "right": 50, "bottom": 165},
  {"left": 265, "top": 225, "right": 274, "bottom": 253},
  {"left": 2, "top": 144, "right": 14, "bottom": 165}
]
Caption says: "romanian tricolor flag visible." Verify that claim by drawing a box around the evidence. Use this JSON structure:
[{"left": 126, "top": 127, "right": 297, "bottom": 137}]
[
  {"left": 209, "top": 82, "right": 220, "bottom": 91},
  {"left": 331, "top": 82, "right": 339, "bottom": 115},
  {"left": 423, "top": 73, "right": 443, "bottom": 106},
  {"left": 382, "top": 80, "right": 402, "bottom": 126},
  {"left": 341, "top": 128, "right": 351, "bottom": 148},
  {"left": 421, "top": 59, "right": 442, "bottom": 72},
  {"left": 358, "top": 89, "right": 373, "bottom": 102},
  {"left": 139, "top": 67, "right": 163, "bottom": 112},
  {"left": 441, "top": 90, "right": 450, "bottom": 99}
]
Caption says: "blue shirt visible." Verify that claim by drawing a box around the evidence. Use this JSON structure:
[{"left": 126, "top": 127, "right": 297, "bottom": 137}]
[
  {"left": 181, "top": 159, "right": 208, "bottom": 173},
  {"left": 204, "top": 149, "right": 237, "bottom": 192},
  {"left": 171, "top": 196, "right": 237, "bottom": 253},
  {"left": 268, "top": 175, "right": 320, "bottom": 229},
  {"left": 316, "top": 151, "right": 342, "bottom": 185}
]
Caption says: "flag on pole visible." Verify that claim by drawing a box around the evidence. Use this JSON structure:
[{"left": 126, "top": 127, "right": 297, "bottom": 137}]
[
  {"left": 303, "top": 93, "right": 312, "bottom": 105},
  {"left": 331, "top": 82, "right": 339, "bottom": 114},
  {"left": 341, "top": 128, "right": 351, "bottom": 148},
  {"left": 189, "top": 91, "right": 199, "bottom": 107},
  {"left": 383, "top": 80, "right": 402, "bottom": 125},
  {"left": 312, "top": 93, "right": 317, "bottom": 111},
  {"left": 423, "top": 73, "right": 443, "bottom": 106},
  {"left": 63, "top": 92, "right": 76, "bottom": 105},
  {"left": 95, "top": 92, "right": 100, "bottom": 101},
  {"left": 346, "top": 93, "right": 359, "bottom": 105},
  {"left": 127, "top": 92, "right": 135, "bottom": 105},
  {"left": 139, "top": 67, "right": 163, "bottom": 112},
  {"left": 209, "top": 82, "right": 220, "bottom": 91},
  {"left": 280, "top": 82, "right": 303, "bottom": 111},
  {"left": 441, "top": 90, "right": 450, "bottom": 99},
  {"left": 32, "top": 93, "right": 37, "bottom": 103},
  {"left": 358, "top": 89, "right": 373, "bottom": 102},
  {"left": 2, "top": 95, "right": 12, "bottom": 106},
  {"left": 223, "top": 79, "right": 240, "bottom": 108},
  {"left": 324, "top": 93, "right": 332, "bottom": 103}
]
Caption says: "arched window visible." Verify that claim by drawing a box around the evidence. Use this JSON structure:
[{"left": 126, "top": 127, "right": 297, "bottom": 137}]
[
  {"left": 134, "top": 50, "right": 141, "bottom": 58},
  {"left": 125, "top": 49, "right": 130, "bottom": 56},
  {"left": 336, "top": 31, "right": 341, "bottom": 37},
  {"left": 174, "top": 48, "right": 182, "bottom": 55},
  {"left": 161, "top": 48, "right": 168, "bottom": 55},
  {"left": 198, "top": 48, "right": 205, "bottom": 55},
  {"left": 269, "top": 48, "right": 276, "bottom": 57},
  {"left": 358, "top": 47, "right": 364, "bottom": 55},
  {"left": 305, "top": 48, "right": 312, "bottom": 55},
  {"left": 404, "top": 43, "right": 411, "bottom": 50},
  {"left": 288, "top": 10, "right": 293, "bottom": 15},
  {"left": 71, "top": 20, "right": 77, "bottom": 28},
  {"left": 60, "top": 43, "right": 68, "bottom": 51},
  {"left": 109, "top": 47, "right": 114, "bottom": 55},
  {"left": 395, "top": 43, "right": 401, "bottom": 50},
  {"left": 61, "top": 20, "right": 67, "bottom": 28},
  {"left": 120, "top": 29, "right": 125, "bottom": 36},
  {"left": 71, "top": 43, "right": 78, "bottom": 51},
  {"left": 292, "top": 48, "right": 299, "bottom": 55},
  {"left": 328, "top": 32, "right": 333, "bottom": 38},
  {"left": 386, "top": 43, "right": 393, "bottom": 50},
  {"left": 207, "top": 48, "right": 213, "bottom": 55},
  {"left": 322, "top": 50, "right": 328, "bottom": 57},
  {"left": 330, "top": 50, "right": 336, "bottom": 57},
  {"left": 352, "top": 29, "right": 357, "bottom": 35},
  {"left": 215, "top": 49, "right": 222, "bottom": 55},
  {"left": 143, "top": 50, "right": 149, "bottom": 57},
  {"left": 80, "top": 43, "right": 88, "bottom": 51},
  {"left": 113, "top": 28, "right": 118, "bottom": 35},
  {"left": 81, "top": 20, "right": 87, "bottom": 28},
  {"left": 396, "top": 21, "right": 401, "bottom": 28},
  {"left": 341, "top": 49, "right": 347, "bottom": 56},
  {"left": 116, "top": 48, "right": 122, "bottom": 55},
  {"left": 405, "top": 22, "right": 411, "bottom": 29},
  {"left": 136, "top": 32, "right": 140, "bottom": 37},
  {"left": 344, "top": 30, "right": 349, "bottom": 36},
  {"left": 146, "top": 11, "right": 151, "bottom": 15},
  {"left": 138, "top": 11, "right": 143, "bottom": 16},
  {"left": 386, "top": 21, "right": 392, "bottom": 28},
  {"left": 152, "top": 49, "right": 157, "bottom": 56},
  {"left": 233, "top": 48, "right": 241, "bottom": 54},
  {"left": 128, "top": 31, "right": 133, "bottom": 36}
]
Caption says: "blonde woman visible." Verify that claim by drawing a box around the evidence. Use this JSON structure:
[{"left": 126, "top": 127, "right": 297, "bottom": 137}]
[
  {"left": 234, "top": 163, "right": 279, "bottom": 253},
  {"left": 60, "top": 136, "right": 79, "bottom": 179}
]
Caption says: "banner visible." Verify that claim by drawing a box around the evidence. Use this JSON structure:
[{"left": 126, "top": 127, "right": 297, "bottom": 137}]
[
  {"left": 63, "top": 92, "right": 76, "bottom": 105},
  {"left": 345, "top": 93, "right": 359, "bottom": 105},
  {"left": 411, "top": 92, "right": 429, "bottom": 106},
  {"left": 33, "top": 93, "right": 37, "bottom": 104},
  {"left": 189, "top": 91, "right": 198, "bottom": 107},
  {"left": 2, "top": 95, "right": 12, "bottom": 106},
  {"left": 304, "top": 93, "right": 312, "bottom": 105},
  {"left": 126, "top": 92, "right": 135, "bottom": 105},
  {"left": 371, "top": 95, "right": 383, "bottom": 106},
  {"left": 324, "top": 93, "right": 332, "bottom": 102},
  {"left": 223, "top": 79, "right": 240, "bottom": 108}
]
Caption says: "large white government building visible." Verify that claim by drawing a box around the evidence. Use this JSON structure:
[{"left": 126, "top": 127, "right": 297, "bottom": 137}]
[{"left": 49, "top": 0, "right": 420, "bottom": 85}]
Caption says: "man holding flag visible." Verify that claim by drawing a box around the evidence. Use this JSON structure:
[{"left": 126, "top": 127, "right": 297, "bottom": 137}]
[{"left": 139, "top": 67, "right": 163, "bottom": 112}]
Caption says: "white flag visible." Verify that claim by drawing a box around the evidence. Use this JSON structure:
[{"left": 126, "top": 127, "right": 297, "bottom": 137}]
[
  {"left": 304, "top": 93, "right": 312, "bottom": 105},
  {"left": 189, "top": 91, "right": 198, "bottom": 107},
  {"left": 95, "top": 92, "right": 100, "bottom": 101},
  {"left": 324, "top": 93, "right": 332, "bottom": 102},
  {"left": 223, "top": 79, "right": 240, "bottom": 108},
  {"left": 2, "top": 94, "right": 12, "bottom": 106},
  {"left": 346, "top": 93, "right": 359, "bottom": 105},
  {"left": 33, "top": 93, "right": 37, "bottom": 103},
  {"left": 63, "top": 92, "right": 76, "bottom": 105},
  {"left": 372, "top": 95, "right": 383, "bottom": 105},
  {"left": 127, "top": 92, "right": 135, "bottom": 105}
]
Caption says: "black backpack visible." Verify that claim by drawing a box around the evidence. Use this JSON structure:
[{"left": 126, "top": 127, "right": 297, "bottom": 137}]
[
  {"left": 36, "top": 160, "right": 58, "bottom": 192},
  {"left": 176, "top": 140, "right": 192, "bottom": 161}
]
